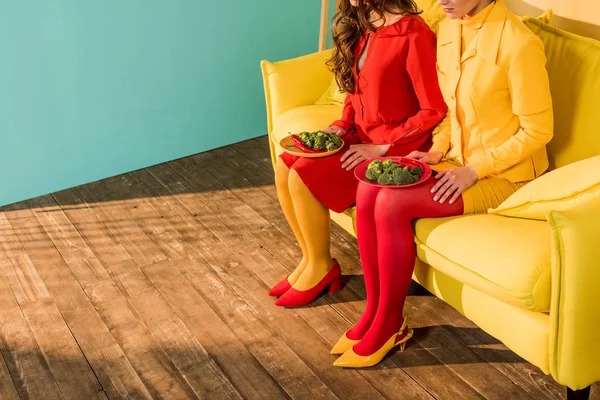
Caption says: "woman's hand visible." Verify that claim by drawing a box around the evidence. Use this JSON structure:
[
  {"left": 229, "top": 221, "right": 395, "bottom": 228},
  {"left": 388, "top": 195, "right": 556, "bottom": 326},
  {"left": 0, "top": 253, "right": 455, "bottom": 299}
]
[
  {"left": 406, "top": 150, "right": 444, "bottom": 165},
  {"left": 431, "top": 165, "right": 478, "bottom": 204},
  {"left": 340, "top": 144, "right": 391, "bottom": 171},
  {"left": 323, "top": 126, "right": 347, "bottom": 137}
]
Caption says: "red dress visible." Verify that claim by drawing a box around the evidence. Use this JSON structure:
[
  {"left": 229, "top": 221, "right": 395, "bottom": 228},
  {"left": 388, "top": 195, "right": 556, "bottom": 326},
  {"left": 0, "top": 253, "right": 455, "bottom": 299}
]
[{"left": 281, "top": 15, "right": 447, "bottom": 213}]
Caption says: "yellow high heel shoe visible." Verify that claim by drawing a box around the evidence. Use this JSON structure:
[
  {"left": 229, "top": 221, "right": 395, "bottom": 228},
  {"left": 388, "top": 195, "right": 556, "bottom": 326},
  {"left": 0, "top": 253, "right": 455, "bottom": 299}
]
[
  {"left": 333, "top": 319, "right": 413, "bottom": 368},
  {"left": 330, "top": 329, "right": 360, "bottom": 355}
]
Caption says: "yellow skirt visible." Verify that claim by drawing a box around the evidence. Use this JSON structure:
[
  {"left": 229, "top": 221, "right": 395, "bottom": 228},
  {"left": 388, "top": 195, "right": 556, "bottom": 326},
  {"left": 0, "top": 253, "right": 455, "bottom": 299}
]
[{"left": 432, "top": 161, "right": 527, "bottom": 215}]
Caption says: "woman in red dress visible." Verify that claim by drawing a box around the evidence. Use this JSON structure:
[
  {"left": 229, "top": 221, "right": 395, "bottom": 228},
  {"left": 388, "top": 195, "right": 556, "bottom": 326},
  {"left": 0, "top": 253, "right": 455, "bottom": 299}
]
[{"left": 271, "top": 0, "right": 447, "bottom": 307}]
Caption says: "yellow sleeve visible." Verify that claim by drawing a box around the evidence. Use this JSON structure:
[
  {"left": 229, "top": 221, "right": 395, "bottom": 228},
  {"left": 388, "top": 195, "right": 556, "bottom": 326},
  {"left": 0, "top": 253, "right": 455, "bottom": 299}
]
[
  {"left": 429, "top": 111, "right": 451, "bottom": 154},
  {"left": 469, "top": 37, "right": 554, "bottom": 179}
]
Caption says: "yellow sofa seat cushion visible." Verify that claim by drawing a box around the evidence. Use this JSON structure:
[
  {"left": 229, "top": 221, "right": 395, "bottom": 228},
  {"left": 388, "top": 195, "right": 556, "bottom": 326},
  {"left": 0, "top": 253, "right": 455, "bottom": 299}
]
[
  {"left": 523, "top": 18, "right": 600, "bottom": 169},
  {"left": 414, "top": 214, "right": 552, "bottom": 312},
  {"left": 271, "top": 104, "right": 343, "bottom": 156},
  {"left": 490, "top": 156, "right": 600, "bottom": 220}
]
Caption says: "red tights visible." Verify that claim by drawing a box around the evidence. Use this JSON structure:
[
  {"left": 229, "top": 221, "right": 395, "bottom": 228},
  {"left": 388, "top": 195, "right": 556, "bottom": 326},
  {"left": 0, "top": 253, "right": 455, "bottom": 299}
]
[{"left": 349, "top": 178, "right": 464, "bottom": 355}]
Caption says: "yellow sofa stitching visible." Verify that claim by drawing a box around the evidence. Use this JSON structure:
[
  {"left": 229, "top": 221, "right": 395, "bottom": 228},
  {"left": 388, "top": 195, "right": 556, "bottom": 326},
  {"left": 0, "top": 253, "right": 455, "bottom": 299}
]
[{"left": 546, "top": 212, "right": 564, "bottom": 378}]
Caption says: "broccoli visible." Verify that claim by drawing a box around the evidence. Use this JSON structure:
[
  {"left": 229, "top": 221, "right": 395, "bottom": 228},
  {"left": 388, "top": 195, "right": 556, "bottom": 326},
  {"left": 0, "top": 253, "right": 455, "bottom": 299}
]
[
  {"left": 410, "top": 166, "right": 423, "bottom": 179},
  {"left": 325, "top": 133, "right": 342, "bottom": 151},
  {"left": 295, "top": 131, "right": 344, "bottom": 151},
  {"left": 382, "top": 159, "right": 395, "bottom": 170},
  {"left": 369, "top": 163, "right": 383, "bottom": 173},
  {"left": 313, "top": 135, "right": 328, "bottom": 151},
  {"left": 392, "top": 169, "right": 415, "bottom": 185},
  {"left": 363, "top": 159, "right": 423, "bottom": 185},
  {"left": 365, "top": 168, "right": 382, "bottom": 181},
  {"left": 368, "top": 160, "right": 383, "bottom": 170},
  {"left": 377, "top": 172, "right": 394, "bottom": 185},
  {"left": 297, "top": 132, "right": 315, "bottom": 148},
  {"left": 387, "top": 163, "right": 401, "bottom": 173}
]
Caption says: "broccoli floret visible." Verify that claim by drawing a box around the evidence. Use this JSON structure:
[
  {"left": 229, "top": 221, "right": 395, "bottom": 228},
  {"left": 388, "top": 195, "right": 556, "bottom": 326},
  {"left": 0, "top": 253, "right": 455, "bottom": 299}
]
[
  {"left": 329, "top": 133, "right": 342, "bottom": 144},
  {"left": 369, "top": 163, "right": 383, "bottom": 174},
  {"left": 326, "top": 141, "right": 338, "bottom": 151},
  {"left": 377, "top": 172, "right": 394, "bottom": 185},
  {"left": 410, "top": 166, "right": 423, "bottom": 179},
  {"left": 365, "top": 168, "right": 382, "bottom": 181},
  {"left": 325, "top": 133, "right": 342, "bottom": 151},
  {"left": 316, "top": 131, "right": 328, "bottom": 141},
  {"left": 368, "top": 160, "right": 383, "bottom": 170},
  {"left": 297, "top": 132, "right": 316, "bottom": 148},
  {"left": 392, "top": 169, "right": 415, "bottom": 185},
  {"left": 382, "top": 159, "right": 395, "bottom": 170},
  {"left": 313, "top": 135, "right": 327, "bottom": 151},
  {"left": 387, "top": 163, "right": 401, "bottom": 173}
]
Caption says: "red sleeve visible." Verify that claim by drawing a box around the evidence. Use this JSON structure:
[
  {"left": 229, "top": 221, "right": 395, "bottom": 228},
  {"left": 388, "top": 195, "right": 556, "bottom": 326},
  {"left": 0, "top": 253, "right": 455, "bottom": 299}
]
[
  {"left": 330, "top": 93, "right": 355, "bottom": 133},
  {"left": 388, "top": 29, "right": 447, "bottom": 146}
]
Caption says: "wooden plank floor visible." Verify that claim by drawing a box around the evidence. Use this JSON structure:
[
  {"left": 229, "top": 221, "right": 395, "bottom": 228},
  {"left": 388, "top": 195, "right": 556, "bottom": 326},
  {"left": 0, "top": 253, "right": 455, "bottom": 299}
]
[{"left": 0, "top": 135, "right": 598, "bottom": 400}]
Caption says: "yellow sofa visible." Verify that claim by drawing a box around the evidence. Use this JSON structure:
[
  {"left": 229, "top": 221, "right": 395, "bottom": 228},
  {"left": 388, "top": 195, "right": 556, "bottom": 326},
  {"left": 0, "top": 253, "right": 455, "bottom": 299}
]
[{"left": 261, "top": 6, "right": 600, "bottom": 398}]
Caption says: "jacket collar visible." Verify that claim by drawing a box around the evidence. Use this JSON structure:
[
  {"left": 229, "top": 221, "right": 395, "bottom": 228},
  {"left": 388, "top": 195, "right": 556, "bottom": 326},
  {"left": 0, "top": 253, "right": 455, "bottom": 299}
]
[{"left": 438, "top": 0, "right": 507, "bottom": 66}]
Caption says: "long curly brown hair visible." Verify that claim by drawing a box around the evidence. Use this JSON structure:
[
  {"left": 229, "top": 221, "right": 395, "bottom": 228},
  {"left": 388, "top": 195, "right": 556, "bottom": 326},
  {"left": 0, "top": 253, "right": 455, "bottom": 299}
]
[{"left": 327, "top": 0, "right": 421, "bottom": 94}]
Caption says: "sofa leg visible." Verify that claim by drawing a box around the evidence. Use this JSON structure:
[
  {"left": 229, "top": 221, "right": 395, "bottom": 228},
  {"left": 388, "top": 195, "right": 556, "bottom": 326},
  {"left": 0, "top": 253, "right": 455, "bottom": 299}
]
[{"left": 567, "top": 386, "right": 590, "bottom": 400}]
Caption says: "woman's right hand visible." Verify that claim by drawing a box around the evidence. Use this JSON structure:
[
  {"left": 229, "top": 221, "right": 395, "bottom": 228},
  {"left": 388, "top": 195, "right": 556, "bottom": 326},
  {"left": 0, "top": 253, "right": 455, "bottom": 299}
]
[
  {"left": 406, "top": 150, "right": 443, "bottom": 165},
  {"left": 323, "top": 126, "right": 347, "bottom": 137}
]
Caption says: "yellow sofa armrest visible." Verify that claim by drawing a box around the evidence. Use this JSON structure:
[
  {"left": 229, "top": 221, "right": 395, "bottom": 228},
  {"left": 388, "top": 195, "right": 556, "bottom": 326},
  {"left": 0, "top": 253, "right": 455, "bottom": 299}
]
[
  {"left": 261, "top": 50, "right": 334, "bottom": 167},
  {"left": 548, "top": 197, "right": 600, "bottom": 390}
]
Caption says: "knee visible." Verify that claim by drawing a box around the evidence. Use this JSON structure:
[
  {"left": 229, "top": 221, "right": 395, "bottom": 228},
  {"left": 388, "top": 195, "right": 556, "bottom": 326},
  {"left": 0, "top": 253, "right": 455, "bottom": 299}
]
[
  {"left": 356, "top": 183, "right": 381, "bottom": 214},
  {"left": 287, "top": 168, "right": 306, "bottom": 196},
  {"left": 374, "top": 189, "right": 411, "bottom": 224},
  {"left": 275, "top": 159, "right": 290, "bottom": 190}
]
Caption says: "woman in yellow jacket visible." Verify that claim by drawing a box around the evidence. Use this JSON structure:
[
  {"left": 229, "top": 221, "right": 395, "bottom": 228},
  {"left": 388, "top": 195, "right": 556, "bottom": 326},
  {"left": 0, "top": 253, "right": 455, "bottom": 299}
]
[{"left": 332, "top": 0, "right": 554, "bottom": 368}]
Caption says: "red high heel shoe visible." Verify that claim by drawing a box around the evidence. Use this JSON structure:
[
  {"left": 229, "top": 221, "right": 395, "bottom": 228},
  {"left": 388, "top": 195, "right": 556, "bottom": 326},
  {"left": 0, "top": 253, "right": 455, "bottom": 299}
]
[
  {"left": 275, "top": 260, "right": 342, "bottom": 308},
  {"left": 268, "top": 277, "right": 292, "bottom": 297}
]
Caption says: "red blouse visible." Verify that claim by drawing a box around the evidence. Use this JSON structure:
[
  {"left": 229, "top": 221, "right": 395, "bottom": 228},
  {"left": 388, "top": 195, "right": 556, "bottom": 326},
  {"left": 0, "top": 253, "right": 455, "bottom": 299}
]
[{"left": 332, "top": 15, "right": 447, "bottom": 152}]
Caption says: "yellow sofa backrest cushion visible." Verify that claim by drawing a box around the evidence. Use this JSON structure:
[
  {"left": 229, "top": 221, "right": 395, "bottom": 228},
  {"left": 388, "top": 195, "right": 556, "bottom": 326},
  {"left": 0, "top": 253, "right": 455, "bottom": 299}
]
[
  {"left": 315, "top": 76, "right": 346, "bottom": 106},
  {"left": 523, "top": 18, "right": 600, "bottom": 169},
  {"left": 415, "top": 0, "right": 446, "bottom": 34}
]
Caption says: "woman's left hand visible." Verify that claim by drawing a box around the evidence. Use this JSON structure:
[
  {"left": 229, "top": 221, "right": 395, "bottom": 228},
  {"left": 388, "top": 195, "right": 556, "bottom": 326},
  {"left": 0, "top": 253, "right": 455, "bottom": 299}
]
[
  {"left": 431, "top": 166, "right": 479, "bottom": 204},
  {"left": 340, "top": 144, "right": 391, "bottom": 171}
]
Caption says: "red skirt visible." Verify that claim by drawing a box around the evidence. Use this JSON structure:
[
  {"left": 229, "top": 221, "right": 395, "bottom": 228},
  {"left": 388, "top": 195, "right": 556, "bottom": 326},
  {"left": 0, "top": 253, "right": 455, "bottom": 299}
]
[{"left": 280, "top": 134, "right": 430, "bottom": 213}]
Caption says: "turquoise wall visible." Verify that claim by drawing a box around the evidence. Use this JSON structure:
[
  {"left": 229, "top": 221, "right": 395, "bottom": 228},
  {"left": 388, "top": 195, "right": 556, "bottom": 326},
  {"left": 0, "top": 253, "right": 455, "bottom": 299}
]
[{"left": 0, "top": 1, "right": 321, "bottom": 206}]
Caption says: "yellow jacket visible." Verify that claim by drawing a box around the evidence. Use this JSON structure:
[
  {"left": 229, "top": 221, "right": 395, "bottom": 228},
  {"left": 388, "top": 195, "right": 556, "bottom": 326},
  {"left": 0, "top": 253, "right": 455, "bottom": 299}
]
[{"left": 431, "top": 0, "right": 554, "bottom": 182}]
